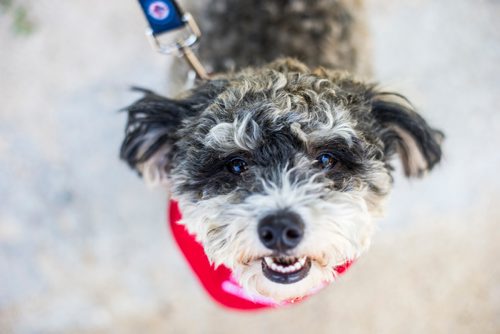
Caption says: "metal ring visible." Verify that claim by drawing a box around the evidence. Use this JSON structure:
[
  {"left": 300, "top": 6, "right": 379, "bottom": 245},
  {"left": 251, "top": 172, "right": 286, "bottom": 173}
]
[{"left": 146, "top": 13, "right": 201, "bottom": 55}]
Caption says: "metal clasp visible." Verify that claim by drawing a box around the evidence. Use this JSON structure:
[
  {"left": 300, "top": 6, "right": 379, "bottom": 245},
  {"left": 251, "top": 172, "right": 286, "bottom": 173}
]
[{"left": 146, "top": 13, "right": 210, "bottom": 80}]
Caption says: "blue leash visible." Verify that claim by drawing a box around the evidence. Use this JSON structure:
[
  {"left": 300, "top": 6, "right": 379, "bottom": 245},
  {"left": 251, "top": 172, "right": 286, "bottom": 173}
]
[{"left": 136, "top": 0, "right": 210, "bottom": 80}]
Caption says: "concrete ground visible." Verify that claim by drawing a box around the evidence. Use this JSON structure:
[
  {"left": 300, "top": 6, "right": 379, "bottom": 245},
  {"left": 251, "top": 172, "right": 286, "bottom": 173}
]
[{"left": 0, "top": 0, "right": 499, "bottom": 333}]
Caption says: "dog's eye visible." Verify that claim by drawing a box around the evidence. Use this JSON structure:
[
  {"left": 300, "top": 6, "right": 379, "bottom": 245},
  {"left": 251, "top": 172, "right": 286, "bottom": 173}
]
[
  {"left": 226, "top": 158, "right": 248, "bottom": 175},
  {"left": 316, "top": 153, "right": 337, "bottom": 169}
]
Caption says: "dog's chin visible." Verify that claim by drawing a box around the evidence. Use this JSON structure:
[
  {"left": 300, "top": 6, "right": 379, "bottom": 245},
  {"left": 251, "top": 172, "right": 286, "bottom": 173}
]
[{"left": 235, "top": 256, "right": 335, "bottom": 303}]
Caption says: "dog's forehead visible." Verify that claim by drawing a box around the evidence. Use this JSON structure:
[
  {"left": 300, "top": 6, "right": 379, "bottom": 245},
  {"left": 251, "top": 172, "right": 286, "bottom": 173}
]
[
  {"left": 201, "top": 101, "right": 356, "bottom": 155},
  {"left": 196, "top": 72, "right": 359, "bottom": 151}
]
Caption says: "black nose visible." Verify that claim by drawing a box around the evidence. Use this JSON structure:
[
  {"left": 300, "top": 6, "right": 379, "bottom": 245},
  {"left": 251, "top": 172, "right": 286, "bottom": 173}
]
[{"left": 257, "top": 211, "right": 304, "bottom": 251}]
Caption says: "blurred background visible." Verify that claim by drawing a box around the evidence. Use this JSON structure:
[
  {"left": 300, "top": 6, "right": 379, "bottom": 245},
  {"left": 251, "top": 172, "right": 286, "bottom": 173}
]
[{"left": 0, "top": 0, "right": 499, "bottom": 333}]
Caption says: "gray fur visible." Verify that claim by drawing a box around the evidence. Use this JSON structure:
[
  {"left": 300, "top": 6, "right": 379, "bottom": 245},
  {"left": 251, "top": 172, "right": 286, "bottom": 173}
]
[
  {"left": 196, "top": 0, "right": 371, "bottom": 76},
  {"left": 120, "top": 0, "right": 443, "bottom": 302}
]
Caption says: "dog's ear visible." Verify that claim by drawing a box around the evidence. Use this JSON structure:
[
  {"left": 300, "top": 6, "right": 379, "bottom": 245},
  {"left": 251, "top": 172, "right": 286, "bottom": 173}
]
[
  {"left": 370, "top": 91, "right": 444, "bottom": 177},
  {"left": 120, "top": 81, "right": 226, "bottom": 185}
]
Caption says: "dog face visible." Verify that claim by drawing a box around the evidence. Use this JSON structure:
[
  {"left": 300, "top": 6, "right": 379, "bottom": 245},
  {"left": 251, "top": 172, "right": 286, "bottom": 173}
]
[{"left": 121, "top": 59, "right": 442, "bottom": 302}]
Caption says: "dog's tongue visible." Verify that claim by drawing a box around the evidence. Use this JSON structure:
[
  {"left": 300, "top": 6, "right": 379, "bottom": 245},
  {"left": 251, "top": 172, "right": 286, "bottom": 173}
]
[{"left": 168, "top": 200, "right": 353, "bottom": 311}]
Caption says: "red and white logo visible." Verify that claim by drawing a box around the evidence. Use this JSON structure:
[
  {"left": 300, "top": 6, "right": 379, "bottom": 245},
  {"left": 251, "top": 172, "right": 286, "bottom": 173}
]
[{"left": 148, "top": 1, "right": 170, "bottom": 20}]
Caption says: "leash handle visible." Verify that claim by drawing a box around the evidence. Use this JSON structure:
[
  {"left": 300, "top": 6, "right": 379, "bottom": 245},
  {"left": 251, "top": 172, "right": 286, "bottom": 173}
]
[
  {"left": 137, "top": 0, "right": 209, "bottom": 80},
  {"left": 138, "top": 0, "right": 185, "bottom": 35}
]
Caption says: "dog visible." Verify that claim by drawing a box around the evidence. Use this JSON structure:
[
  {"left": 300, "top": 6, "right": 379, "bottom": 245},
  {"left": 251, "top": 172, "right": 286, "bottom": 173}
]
[{"left": 120, "top": 0, "right": 443, "bottom": 303}]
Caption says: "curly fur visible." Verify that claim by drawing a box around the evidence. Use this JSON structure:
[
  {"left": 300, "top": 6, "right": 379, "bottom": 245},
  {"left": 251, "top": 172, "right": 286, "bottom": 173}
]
[{"left": 120, "top": 0, "right": 443, "bottom": 302}]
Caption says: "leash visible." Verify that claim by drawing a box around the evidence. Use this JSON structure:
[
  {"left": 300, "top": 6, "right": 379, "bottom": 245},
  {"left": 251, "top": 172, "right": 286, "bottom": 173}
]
[{"left": 137, "top": 0, "right": 210, "bottom": 80}]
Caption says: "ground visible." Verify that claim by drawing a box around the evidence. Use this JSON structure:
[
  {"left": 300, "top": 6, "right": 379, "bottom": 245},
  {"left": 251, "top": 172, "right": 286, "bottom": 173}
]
[{"left": 0, "top": 0, "right": 499, "bottom": 333}]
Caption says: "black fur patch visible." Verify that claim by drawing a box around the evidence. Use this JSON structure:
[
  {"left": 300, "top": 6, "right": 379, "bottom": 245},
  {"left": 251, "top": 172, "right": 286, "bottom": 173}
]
[
  {"left": 369, "top": 91, "right": 443, "bottom": 177},
  {"left": 120, "top": 81, "right": 227, "bottom": 173}
]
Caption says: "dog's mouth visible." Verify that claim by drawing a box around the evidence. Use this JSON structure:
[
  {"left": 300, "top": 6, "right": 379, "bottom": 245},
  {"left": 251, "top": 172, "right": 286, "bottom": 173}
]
[{"left": 261, "top": 256, "right": 311, "bottom": 284}]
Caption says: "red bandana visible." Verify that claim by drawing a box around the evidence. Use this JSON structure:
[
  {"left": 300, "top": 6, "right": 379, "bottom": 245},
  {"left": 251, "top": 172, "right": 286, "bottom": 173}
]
[{"left": 168, "top": 200, "right": 352, "bottom": 311}]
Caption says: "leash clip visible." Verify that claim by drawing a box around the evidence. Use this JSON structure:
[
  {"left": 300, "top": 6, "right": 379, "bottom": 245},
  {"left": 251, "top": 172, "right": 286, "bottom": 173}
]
[
  {"left": 138, "top": 0, "right": 209, "bottom": 80},
  {"left": 145, "top": 12, "right": 200, "bottom": 55}
]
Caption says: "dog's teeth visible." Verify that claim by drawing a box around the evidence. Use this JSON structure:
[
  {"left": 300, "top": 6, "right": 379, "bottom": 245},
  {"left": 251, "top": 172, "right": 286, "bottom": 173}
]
[
  {"left": 275, "top": 264, "right": 285, "bottom": 273},
  {"left": 264, "top": 256, "right": 309, "bottom": 274}
]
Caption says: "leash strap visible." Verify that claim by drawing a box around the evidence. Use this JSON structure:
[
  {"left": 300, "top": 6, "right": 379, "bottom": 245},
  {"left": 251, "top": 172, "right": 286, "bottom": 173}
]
[{"left": 137, "top": 0, "right": 210, "bottom": 80}]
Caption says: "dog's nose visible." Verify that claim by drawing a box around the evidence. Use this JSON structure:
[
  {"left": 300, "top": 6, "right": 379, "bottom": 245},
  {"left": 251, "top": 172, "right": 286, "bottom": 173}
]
[{"left": 257, "top": 211, "right": 304, "bottom": 251}]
